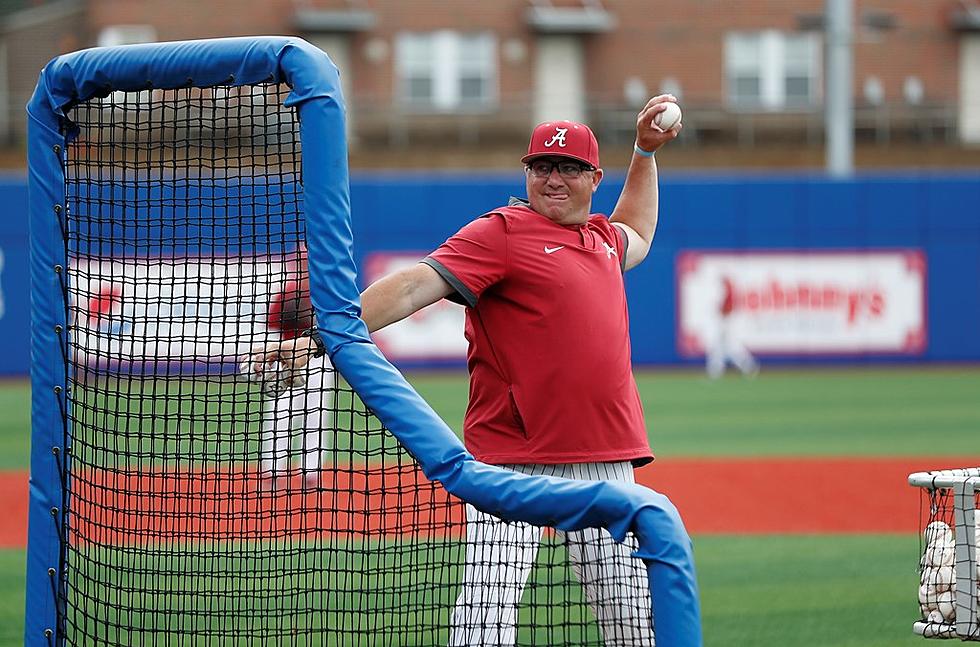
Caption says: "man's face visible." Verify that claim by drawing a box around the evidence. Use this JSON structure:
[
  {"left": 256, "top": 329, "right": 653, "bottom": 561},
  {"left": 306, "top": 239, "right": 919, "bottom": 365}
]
[{"left": 524, "top": 156, "right": 603, "bottom": 225}]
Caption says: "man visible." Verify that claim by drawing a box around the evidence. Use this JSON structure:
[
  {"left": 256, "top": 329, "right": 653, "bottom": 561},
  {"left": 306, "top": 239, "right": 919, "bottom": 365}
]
[{"left": 253, "top": 95, "right": 681, "bottom": 644}]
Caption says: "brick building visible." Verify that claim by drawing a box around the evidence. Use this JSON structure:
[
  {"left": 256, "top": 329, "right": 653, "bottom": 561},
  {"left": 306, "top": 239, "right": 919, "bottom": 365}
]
[{"left": 2, "top": 0, "right": 979, "bottom": 167}]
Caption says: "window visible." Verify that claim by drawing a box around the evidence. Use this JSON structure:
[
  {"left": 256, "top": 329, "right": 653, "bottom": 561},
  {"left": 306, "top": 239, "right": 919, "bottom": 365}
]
[
  {"left": 396, "top": 31, "right": 496, "bottom": 111},
  {"left": 98, "top": 25, "right": 157, "bottom": 47},
  {"left": 725, "top": 31, "right": 820, "bottom": 111}
]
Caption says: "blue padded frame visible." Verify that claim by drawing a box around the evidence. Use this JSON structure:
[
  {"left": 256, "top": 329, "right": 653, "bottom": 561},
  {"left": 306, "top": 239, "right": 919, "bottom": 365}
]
[{"left": 26, "top": 36, "right": 701, "bottom": 646}]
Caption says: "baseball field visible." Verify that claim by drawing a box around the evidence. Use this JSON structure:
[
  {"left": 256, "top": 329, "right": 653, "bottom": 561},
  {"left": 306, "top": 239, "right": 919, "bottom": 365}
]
[{"left": 2, "top": 366, "right": 979, "bottom": 646}]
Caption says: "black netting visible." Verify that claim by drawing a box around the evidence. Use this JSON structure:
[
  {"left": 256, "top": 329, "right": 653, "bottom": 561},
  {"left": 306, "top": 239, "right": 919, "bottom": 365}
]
[
  {"left": 916, "top": 485, "right": 980, "bottom": 639},
  {"left": 58, "top": 82, "right": 632, "bottom": 645}
]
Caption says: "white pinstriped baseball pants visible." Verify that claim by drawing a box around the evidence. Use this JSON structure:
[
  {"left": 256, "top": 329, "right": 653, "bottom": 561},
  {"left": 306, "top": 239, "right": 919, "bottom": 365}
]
[
  {"left": 449, "top": 461, "right": 655, "bottom": 646},
  {"left": 260, "top": 355, "right": 335, "bottom": 474}
]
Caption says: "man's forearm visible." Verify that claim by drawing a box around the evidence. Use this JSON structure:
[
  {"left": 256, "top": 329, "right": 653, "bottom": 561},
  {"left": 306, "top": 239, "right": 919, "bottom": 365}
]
[
  {"left": 610, "top": 94, "right": 680, "bottom": 245},
  {"left": 360, "top": 263, "right": 453, "bottom": 333},
  {"left": 360, "top": 273, "right": 416, "bottom": 333},
  {"left": 610, "top": 152, "right": 659, "bottom": 243}
]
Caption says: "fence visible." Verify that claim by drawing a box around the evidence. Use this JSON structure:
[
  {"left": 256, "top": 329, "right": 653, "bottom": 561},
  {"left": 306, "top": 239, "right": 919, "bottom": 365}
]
[{"left": 2, "top": 172, "right": 979, "bottom": 374}]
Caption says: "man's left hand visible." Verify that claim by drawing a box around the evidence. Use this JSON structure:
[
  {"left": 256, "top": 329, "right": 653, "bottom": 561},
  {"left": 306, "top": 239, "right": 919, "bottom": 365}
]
[{"left": 635, "top": 95, "right": 683, "bottom": 154}]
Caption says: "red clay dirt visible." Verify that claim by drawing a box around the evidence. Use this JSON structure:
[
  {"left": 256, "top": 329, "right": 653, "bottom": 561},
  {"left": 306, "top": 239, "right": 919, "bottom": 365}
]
[{"left": 1, "top": 457, "right": 976, "bottom": 548}]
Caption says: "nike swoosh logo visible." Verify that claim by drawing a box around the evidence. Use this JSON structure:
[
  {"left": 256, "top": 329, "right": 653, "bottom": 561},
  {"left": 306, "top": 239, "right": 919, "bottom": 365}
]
[{"left": 544, "top": 245, "right": 565, "bottom": 254}]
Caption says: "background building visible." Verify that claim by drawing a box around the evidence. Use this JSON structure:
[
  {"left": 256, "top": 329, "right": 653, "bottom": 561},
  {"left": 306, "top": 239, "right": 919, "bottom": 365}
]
[
  {"left": 3, "top": 9, "right": 980, "bottom": 647},
  {"left": 2, "top": 0, "right": 980, "bottom": 168}
]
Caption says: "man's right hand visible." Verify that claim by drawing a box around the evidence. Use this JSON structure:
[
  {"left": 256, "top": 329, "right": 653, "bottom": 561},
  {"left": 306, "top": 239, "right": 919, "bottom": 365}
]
[{"left": 245, "top": 336, "right": 316, "bottom": 386}]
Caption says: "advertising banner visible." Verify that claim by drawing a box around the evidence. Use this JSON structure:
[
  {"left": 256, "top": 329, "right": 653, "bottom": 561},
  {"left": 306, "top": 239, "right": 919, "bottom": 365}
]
[
  {"left": 69, "top": 254, "right": 297, "bottom": 371},
  {"left": 677, "top": 250, "right": 927, "bottom": 356}
]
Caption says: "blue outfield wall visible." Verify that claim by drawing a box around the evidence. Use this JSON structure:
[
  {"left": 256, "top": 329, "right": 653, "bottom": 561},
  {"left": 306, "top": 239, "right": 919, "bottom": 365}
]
[
  {"left": 618, "top": 173, "right": 980, "bottom": 366},
  {"left": 349, "top": 171, "right": 980, "bottom": 366},
  {"left": 2, "top": 172, "right": 979, "bottom": 375},
  {"left": 0, "top": 175, "right": 32, "bottom": 377}
]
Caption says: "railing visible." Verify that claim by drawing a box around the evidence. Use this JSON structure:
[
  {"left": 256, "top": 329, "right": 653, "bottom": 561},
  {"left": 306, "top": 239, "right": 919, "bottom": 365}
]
[
  {"left": 342, "top": 97, "right": 961, "bottom": 150},
  {"left": 2, "top": 89, "right": 963, "bottom": 152}
]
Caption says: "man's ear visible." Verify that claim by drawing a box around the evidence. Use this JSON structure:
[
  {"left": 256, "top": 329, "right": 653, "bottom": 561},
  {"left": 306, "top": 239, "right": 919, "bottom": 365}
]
[{"left": 592, "top": 168, "right": 603, "bottom": 192}]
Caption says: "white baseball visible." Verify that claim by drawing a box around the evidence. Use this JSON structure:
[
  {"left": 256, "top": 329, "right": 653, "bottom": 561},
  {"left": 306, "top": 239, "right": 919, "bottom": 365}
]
[
  {"left": 922, "top": 566, "right": 955, "bottom": 593},
  {"left": 290, "top": 372, "right": 307, "bottom": 389},
  {"left": 926, "top": 539, "right": 955, "bottom": 567},
  {"left": 654, "top": 102, "right": 682, "bottom": 131},
  {"left": 926, "top": 609, "right": 945, "bottom": 624},
  {"left": 924, "top": 521, "right": 953, "bottom": 544},
  {"left": 919, "top": 583, "right": 938, "bottom": 610},
  {"left": 936, "top": 590, "right": 955, "bottom": 621}
]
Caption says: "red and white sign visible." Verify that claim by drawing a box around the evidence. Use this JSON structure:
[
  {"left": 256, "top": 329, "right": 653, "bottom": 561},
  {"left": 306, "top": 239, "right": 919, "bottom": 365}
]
[
  {"left": 676, "top": 250, "right": 927, "bottom": 355},
  {"left": 70, "top": 254, "right": 298, "bottom": 366},
  {"left": 365, "top": 252, "right": 467, "bottom": 361}
]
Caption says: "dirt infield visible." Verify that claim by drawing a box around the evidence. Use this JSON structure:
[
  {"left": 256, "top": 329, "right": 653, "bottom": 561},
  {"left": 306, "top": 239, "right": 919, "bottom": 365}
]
[
  {"left": 2, "top": 457, "right": 976, "bottom": 548},
  {"left": 635, "top": 457, "right": 979, "bottom": 534}
]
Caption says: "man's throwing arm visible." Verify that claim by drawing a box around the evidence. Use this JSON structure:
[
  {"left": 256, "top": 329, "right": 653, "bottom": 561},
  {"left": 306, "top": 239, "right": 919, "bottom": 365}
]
[
  {"left": 359, "top": 262, "right": 454, "bottom": 333},
  {"left": 610, "top": 94, "right": 682, "bottom": 271}
]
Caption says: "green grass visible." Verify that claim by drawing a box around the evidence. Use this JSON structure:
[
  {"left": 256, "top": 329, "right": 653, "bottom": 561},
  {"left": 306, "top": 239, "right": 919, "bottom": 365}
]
[
  {"left": 4, "top": 535, "right": 928, "bottom": 647},
  {"left": 695, "top": 534, "right": 924, "bottom": 647},
  {"left": 6, "top": 367, "right": 979, "bottom": 470},
  {"left": 17, "top": 538, "right": 602, "bottom": 644},
  {"left": 4, "top": 367, "right": 979, "bottom": 645},
  {"left": 0, "top": 550, "right": 24, "bottom": 647},
  {"left": 61, "top": 377, "right": 392, "bottom": 471},
  {"left": 410, "top": 367, "right": 980, "bottom": 457},
  {"left": 0, "top": 381, "right": 30, "bottom": 470}
]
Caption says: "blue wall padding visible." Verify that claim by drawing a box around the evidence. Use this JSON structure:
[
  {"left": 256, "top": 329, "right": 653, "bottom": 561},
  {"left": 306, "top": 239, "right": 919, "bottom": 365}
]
[
  {"left": 24, "top": 63, "right": 67, "bottom": 647},
  {"left": 25, "top": 36, "right": 703, "bottom": 646},
  {"left": 5, "top": 174, "right": 980, "bottom": 375},
  {"left": 347, "top": 172, "right": 980, "bottom": 366}
]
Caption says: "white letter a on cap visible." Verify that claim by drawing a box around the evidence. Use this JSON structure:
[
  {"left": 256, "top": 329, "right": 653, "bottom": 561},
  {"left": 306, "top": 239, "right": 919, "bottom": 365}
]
[{"left": 543, "top": 127, "right": 567, "bottom": 148}]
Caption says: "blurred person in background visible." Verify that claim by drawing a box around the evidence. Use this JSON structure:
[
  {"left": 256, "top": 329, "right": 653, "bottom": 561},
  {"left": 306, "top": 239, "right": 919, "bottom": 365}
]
[
  {"left": 705, "top": 274, "right": 758, "bottom": 379},
  {"left": 260, "top": 245, "right": 335, "bottom": 489}
]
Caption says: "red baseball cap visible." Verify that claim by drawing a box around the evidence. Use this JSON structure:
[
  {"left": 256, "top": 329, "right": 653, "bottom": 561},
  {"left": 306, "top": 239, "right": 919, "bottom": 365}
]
[{"left": 521, "top": 120, "right": 600, "bottom": 169}]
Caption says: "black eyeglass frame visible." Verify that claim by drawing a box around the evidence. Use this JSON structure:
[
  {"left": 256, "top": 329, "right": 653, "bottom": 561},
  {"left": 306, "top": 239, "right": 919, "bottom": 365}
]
[{"left": 524, "top": 159, "right": 596, "bottom": 179}]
